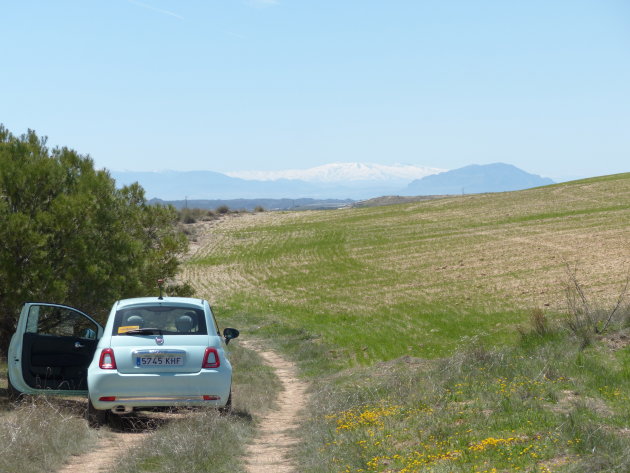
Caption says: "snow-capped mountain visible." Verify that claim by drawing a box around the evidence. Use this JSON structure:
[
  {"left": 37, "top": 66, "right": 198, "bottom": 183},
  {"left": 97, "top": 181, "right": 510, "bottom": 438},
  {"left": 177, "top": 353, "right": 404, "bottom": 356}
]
[
  {"left": 111, "top": 162, "right": 553, "bottom": 201},
  {"left": 226, "top": 163, "right": 444, "bottom": 183}
]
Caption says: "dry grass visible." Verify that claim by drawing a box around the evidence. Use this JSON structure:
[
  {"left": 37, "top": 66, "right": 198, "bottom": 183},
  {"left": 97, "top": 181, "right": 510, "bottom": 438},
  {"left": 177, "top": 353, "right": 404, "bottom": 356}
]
[
  {"left": 0, "top": 396, "right": 99, "bottom": 473},
  {"left": 186, "top": 175, "right": 630, "bottom": 311},
  {"left": 1, "top": 346, "right": 100, "bottom": 473}
]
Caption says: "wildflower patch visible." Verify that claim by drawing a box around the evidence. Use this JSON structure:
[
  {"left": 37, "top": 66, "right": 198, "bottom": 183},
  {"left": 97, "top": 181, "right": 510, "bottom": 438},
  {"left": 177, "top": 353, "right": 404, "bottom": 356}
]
[{"left": 329, "top": 404, "right": 405, "bottom": 431}]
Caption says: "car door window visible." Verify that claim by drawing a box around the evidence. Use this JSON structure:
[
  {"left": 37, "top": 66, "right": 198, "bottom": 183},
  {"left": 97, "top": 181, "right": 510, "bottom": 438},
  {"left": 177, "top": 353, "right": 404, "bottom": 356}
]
[{"left": 27, "top": 305, "right": 98, "bottom": 339}]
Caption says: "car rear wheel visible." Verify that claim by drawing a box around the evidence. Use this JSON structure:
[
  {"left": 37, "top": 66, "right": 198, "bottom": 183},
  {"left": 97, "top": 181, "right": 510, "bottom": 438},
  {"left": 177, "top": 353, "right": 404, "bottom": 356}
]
[
  {"left": 86, "top": 398, "right": 108, "bottom": 428},
  {"left": 219, "top": 390, "right": 232, "bottom": 415}
]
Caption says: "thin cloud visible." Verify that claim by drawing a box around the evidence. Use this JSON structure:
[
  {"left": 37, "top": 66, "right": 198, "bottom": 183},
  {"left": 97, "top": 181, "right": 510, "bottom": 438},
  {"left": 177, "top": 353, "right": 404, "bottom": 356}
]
[
  {"left": 127, "top": 0, "right": 184, "bottom": 20},
  {"left": 247, "top": 0, "right": 279, "bottom": 7},
  {"left": 226, "top": 31, "right": 248, "bottom": 40}
]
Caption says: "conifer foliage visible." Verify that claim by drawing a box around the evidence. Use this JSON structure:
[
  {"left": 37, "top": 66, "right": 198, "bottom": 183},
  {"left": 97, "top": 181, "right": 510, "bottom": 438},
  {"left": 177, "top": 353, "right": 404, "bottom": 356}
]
[{"left": 0, "top": 126, "right": 190, "bottom": 353}]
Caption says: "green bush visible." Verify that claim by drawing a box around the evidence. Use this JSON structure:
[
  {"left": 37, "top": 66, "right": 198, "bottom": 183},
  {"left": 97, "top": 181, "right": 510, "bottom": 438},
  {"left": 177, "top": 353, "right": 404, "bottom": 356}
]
[{"left": 0, "top": 126, "right": 189, "bottom": 351}]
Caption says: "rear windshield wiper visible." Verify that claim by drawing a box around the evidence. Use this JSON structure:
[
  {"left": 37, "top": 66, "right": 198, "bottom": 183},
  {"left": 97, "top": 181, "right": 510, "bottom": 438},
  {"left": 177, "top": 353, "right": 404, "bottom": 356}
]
[{"left": 121, "top": 328, "right": 163, "bottom": 336}]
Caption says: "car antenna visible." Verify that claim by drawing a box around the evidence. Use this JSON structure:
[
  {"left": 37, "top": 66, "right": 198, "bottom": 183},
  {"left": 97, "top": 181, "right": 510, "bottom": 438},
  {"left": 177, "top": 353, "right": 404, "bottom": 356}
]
[{"left": 158, "top": 279, "right": 165, "bottom": 300}]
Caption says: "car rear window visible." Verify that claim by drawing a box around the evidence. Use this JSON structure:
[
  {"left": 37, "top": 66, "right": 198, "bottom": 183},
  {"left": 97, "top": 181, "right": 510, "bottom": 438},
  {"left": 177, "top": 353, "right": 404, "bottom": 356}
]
[{"left": 113, "top": 306, "right": 208, "bottom": 335}]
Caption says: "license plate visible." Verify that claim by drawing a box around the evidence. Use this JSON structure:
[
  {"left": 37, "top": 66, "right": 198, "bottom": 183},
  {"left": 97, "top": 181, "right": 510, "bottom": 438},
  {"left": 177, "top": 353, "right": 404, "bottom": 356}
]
[{"left": 136, "top": 355, "right": 184, "bottom": 366}]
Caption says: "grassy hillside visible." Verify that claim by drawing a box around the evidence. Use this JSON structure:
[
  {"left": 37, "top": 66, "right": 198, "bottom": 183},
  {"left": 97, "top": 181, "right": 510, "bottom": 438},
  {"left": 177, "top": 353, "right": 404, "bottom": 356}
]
[
  {"left": 183, "top": 174, "right": 630, "bottom": 472},
  {"left": 184, "top": 173, "right": 630, "bottom": 367}
]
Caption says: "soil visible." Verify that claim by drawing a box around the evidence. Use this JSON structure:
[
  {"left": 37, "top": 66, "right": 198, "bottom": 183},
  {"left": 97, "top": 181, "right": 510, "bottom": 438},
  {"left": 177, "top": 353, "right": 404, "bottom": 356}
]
[
  {"left": 57, "top": 410, "right": 176, "bottom": 473},
  {"left": 58, "top": 430, "right": 149, "bottom": 473},
  {"left": 241, "top": 340, "right": 308, "bottom": 473}
]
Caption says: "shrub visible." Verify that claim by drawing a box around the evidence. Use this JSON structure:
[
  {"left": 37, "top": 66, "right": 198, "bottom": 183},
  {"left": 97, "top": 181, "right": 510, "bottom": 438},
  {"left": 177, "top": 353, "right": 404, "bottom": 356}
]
[
  {"left": 0, "top": 126, "right": 189, "bottom": 352},
  {"left": 563, "top": 264, "right": 630, "bottom": 348},
  {"left": 530, "top": 308, "right": 549, "bottom": 336}
]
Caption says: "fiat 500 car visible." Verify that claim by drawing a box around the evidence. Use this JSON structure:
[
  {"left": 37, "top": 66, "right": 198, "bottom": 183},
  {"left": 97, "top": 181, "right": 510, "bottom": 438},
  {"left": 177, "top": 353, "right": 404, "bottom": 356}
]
[{"left": 7, "top": 297, "right": 239, "bottom": 426}]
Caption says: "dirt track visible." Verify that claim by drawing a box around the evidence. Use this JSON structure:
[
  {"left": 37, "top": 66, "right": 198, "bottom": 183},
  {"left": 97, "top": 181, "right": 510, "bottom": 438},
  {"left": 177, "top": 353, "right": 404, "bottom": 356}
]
[
  {"left": 58, "top": 430, "right": 149, "bottom": 473},
  {"left": 242, "top": 340, "right": 308, "bottom": 473}
]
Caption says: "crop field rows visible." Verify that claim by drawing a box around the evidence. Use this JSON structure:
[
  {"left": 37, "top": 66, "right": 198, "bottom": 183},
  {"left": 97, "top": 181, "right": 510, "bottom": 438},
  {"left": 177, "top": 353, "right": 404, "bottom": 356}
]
[{"left": 183, "top": 174, "right": 630, "bottom": 363}]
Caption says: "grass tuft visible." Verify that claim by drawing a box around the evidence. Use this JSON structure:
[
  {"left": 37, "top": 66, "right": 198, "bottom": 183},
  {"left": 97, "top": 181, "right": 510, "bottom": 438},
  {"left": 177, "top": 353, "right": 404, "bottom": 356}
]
[{"left": 0, "top": 397, "right": 98, "bottom": 473}]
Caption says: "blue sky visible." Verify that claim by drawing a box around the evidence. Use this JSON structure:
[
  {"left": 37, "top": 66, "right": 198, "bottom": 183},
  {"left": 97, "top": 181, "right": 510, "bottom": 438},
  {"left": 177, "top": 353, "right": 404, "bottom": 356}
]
[{"left": 1, "top": 0, "right": 629, "bottom": 181}]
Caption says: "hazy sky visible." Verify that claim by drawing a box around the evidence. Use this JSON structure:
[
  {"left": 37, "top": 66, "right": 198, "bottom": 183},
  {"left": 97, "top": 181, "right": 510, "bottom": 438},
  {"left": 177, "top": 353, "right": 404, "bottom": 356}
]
[{"left": 2, "top": 1, "right": 629, "bottom": 181}]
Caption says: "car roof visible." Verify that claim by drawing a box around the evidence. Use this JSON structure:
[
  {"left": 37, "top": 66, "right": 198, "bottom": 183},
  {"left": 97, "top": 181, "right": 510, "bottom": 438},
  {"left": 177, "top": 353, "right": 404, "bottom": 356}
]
[{"left": 115, "top": 297, "right": 206, "bottom": 310}]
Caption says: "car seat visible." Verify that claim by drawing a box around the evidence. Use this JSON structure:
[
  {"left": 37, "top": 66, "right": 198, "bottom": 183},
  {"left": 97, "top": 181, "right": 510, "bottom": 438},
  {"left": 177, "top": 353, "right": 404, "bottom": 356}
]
[
  {"left": 126, "top": 314, "right": 144, "bottom": 327},
  {"left": 175, "top": 315, "right": 193, "bottom": 333}
]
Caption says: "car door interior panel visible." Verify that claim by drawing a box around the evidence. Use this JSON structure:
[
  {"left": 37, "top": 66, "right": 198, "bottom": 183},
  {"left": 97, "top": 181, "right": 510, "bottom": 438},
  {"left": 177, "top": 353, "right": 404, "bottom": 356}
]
[{"left": 21, "top": 304, "right": 99, "bottom": 390}]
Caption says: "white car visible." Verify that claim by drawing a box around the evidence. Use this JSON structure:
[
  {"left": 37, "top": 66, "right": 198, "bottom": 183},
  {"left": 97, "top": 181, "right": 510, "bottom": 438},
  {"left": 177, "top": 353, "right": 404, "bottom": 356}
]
[{"left": 7, "top": 297, "right": 239, "bottom": 426}]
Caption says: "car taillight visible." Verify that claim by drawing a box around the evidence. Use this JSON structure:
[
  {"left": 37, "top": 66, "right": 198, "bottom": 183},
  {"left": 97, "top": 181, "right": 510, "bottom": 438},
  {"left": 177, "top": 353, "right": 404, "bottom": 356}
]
[
  {"left": 99, "top": 348, "right": 117, "bottom": 369},
  {"left": 99, "top": 396, "right": 116, "bottom": 402},
  {"left": 202, "top": 347, "right": 220, "bottom": 368}
]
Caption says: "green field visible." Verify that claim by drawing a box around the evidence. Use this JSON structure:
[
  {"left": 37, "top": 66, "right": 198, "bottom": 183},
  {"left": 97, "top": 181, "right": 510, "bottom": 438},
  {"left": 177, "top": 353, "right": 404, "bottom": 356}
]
[
  {"left": 185, "top": 173, "right": 630, "bottom": 367},
  {"left": 183, "top": 174, "right": 630, "bottom": 472}
]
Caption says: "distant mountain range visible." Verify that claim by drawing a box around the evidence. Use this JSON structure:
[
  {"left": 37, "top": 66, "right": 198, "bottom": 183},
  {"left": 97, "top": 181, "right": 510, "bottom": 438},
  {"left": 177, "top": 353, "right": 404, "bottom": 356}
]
[
  {"left": 149, "top": 198, "right": 353, "bottom": 212},
  {"left": 111, "top": 169, "right": 402, "bottom": 200},
  {"left": 404, "top": 163, "right": 554, "bottom": 195},
  {"left": 111, "top": 163, "right": 442, "bottom": 200},
  {"left": 111, "top": 162, "right": 554, "bottom": 202}
]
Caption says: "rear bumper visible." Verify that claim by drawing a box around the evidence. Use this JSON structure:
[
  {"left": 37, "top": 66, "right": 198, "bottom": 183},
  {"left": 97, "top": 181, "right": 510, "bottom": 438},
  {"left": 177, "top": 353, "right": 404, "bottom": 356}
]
[{"left": 87, "top": 369, "right": 231, "bottom": 410}]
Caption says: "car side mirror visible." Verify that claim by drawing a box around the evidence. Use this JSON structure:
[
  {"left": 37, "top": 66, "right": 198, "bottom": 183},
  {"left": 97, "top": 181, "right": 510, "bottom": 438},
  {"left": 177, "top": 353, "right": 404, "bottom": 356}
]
[{"left": 223, "top": 327, "right": 239, "bottom": 345}]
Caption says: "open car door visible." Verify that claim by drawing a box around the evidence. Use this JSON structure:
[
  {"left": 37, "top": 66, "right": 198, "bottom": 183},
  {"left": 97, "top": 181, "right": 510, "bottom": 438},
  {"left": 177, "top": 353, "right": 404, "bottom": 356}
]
[{"left": 8, "top": 303, "right": 104, "bottom": 396}]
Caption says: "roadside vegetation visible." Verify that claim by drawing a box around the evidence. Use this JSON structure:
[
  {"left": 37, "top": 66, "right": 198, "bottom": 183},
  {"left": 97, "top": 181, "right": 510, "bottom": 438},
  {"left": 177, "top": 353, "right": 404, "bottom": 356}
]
[
  {"left": 178, "top": 205, "right": 265, "bottom": 224},
  {"left": 0, "top": 363, "right": 99, "bottom": 473},
  {"left": 177, "top": 206, "right": 235, "bottom": 225},
  {"left": 297, "top": 308, "right": 630, "bottom": 473}
]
